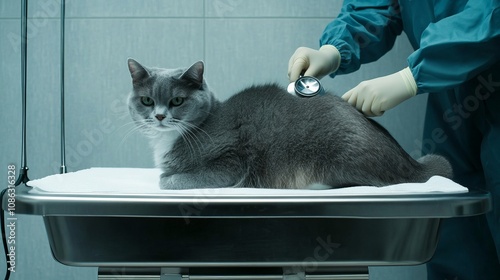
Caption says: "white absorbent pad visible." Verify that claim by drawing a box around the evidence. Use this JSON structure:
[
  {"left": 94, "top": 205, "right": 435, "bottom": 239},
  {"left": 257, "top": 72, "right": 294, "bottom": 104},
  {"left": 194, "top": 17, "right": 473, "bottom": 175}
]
[{"left": 26, "top": 167, "right": 468, "bottom": 196}]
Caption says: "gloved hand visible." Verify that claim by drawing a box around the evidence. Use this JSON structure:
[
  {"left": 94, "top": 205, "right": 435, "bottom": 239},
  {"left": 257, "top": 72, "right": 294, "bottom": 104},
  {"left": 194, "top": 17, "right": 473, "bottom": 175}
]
[
  {"left": 342, "top": 67, "right": 418, "bottom": 116},
  {"left": 288, "top": 45, "right": 341, "bottom": 82}
]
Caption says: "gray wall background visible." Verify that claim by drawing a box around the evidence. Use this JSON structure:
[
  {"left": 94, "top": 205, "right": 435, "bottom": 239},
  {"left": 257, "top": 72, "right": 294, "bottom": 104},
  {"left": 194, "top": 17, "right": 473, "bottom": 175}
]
[{"left": 1, "top": 0, "right": 428, "bottom": 279}]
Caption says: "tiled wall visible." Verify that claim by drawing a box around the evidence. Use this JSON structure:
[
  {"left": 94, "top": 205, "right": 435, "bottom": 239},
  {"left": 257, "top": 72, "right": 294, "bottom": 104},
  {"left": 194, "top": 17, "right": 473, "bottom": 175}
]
[{"left": 0, "top": 1, "right": 427, "bottom": 279}]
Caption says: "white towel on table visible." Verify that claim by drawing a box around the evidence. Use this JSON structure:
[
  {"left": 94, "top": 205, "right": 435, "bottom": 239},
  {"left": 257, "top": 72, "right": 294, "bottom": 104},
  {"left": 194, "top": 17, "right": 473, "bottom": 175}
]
[{"left": 26, "top": 167, "right": 468, "bottom": 196}]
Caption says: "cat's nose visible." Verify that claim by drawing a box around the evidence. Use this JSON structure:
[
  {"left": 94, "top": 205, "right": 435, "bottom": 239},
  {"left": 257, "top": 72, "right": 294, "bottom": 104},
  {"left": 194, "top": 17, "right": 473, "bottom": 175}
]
[{"left": 155, "top": 114, "right": 166, "bottom": 121}]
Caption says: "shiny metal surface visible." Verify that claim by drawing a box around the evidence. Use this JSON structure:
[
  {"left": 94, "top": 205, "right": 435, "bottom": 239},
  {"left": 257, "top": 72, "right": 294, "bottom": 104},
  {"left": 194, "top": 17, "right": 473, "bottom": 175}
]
[
  {"left": 15, "top": 0, "right": 30, "bottom": 186},
  {"left": 98, "top": 266, "right": 369, "bottom": 279},
  {"left": 8, "top": 185, "right": 491, "bottom": 218},
  {"left": 98, "top": 269, "right": 368, "bottom": 280},
  {"left": 60, "top": 0, "right": 67, "bottom": 174},
  {"left": 44, "top": 216, "right": 440, "bottom": 267},
  {"left": 2, "top": 185, "right": 491, "bottom": 269},
  {"left": 294, "top": 76, "right": 325, "bottom": 97}
]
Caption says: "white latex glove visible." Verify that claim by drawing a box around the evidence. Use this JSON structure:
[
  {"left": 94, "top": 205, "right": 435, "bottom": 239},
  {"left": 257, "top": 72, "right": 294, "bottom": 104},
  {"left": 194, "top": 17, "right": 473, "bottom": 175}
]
[
  {"left": 342, "top": 67, "right": 418, "bottom": 117},
  {"left": 288, "top": 45, "right": 341, "bottom": 82}
]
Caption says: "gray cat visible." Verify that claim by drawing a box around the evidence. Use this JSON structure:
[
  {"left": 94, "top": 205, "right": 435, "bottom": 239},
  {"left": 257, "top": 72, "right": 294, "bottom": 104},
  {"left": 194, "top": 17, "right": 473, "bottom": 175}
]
[{"left": 127, "top": 59, "right": 452, "bottom": 189}]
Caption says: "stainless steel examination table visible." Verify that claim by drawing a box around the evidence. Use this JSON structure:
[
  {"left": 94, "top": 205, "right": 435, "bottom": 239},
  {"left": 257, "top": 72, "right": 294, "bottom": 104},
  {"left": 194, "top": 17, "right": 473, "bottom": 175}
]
[{"left": 2, "top": 181, "right": 491, "bottom": 280}]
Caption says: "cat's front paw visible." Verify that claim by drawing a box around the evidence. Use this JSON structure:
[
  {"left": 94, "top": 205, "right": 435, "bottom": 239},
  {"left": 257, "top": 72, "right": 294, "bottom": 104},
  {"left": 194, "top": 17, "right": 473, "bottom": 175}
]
[
  {"left": 159, "top": 172, "right": 237, "bottom": 189},
  {"left": 159, "top": 173, "right": 204, "bottom": 189},
  {"left": 159, "top": 174, "right": 182, "bottom": 190}
]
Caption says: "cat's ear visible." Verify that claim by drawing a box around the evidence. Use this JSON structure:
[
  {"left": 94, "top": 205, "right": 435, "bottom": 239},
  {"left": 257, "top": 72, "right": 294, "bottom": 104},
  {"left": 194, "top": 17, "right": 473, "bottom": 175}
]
[
  {"left": 180, "top": 61, "right": 204, "bottom": 88},
  {"left": 127, "top": 58, "right": 150, "bottom": 85}
]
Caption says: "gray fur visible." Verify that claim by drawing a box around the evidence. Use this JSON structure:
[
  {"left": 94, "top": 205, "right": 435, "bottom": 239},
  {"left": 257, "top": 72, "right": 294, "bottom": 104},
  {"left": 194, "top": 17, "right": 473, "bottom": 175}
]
[{"left": 127, "top": 59, "right": 453, "bottom": 189}]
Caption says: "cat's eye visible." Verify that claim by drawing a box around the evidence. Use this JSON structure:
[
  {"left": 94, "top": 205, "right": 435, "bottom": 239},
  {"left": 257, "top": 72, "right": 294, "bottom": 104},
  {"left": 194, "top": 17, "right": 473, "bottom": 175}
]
[
  {"left": 140, "top": 96, "right": 154, "bottom": 106},
  {"left": 170, "top": 97, "right": 184, "bottom": 107}
]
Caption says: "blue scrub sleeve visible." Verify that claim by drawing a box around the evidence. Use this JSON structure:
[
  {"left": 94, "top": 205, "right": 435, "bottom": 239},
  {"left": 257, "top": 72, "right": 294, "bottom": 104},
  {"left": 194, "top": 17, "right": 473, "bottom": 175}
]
[
  {"left": 319, "top": 0, "right": 403, "bottom": 77},
  {"left": 408, "top": 1, "right": 500, "bottom": 93}
]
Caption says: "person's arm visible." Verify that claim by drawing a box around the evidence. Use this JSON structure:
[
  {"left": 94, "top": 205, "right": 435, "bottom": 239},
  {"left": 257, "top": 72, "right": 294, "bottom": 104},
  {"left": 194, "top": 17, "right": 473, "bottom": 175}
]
[
  {"left": 407, "top": 1, "right": 500, "bottom": 93},
  {"left": 320, "top": 0, "right": 403, "bottom": 77},
  {"left": 342, "top": 1, "right": 500, "bottom": 116},
  {"left": 288, "top": 0, "right": 403, "bottom": 82}
]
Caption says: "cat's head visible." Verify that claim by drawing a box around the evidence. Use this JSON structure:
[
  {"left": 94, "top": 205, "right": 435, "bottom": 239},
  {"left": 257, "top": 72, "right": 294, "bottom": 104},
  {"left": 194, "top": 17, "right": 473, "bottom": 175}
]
[{"left": 127, "top": 59, "right": 215, "bottom": 135}]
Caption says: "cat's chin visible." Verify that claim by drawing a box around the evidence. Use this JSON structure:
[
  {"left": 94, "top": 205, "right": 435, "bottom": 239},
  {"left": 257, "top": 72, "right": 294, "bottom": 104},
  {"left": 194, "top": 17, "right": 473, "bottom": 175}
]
[{"left": 153, "top": 125, "right": 177, "bottom": 133}]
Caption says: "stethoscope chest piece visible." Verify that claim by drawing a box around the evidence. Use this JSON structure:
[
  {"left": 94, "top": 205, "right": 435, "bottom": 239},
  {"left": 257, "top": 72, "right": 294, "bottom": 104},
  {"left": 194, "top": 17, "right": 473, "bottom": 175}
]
[{"left": 287, "top": 76, "right": 325, "bottom": 97}]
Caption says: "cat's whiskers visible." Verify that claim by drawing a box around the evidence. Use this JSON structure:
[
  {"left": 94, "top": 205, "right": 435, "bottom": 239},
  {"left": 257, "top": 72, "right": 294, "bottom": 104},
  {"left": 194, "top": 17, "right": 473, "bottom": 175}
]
[
  {"left": 169, "top": 122, "right": 198, "bottom": 160},
  {"left": 118, "top": 119, "right": 156, "bottom": 147},
  {"left": 117, "top": 119, "right": 143, "bottom": 131},
  {"left": 176, "top": 119, "right": 214, "bottom": 146},
  {"left": 119, "top": 124, "right": 146, "bottom": 148},
  {"left": 174, "top": 119, "right": 213, "bottom": 154}
]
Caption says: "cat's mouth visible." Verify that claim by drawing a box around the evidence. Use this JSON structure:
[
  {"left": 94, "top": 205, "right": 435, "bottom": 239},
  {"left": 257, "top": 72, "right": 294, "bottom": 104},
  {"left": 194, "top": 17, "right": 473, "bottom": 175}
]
[
  {"left": 144, "top": 118, "right": 171, "bottom": 130},
  {"left": 142, "top": 118, "right": 178, "bottom": 132},
  {"left": 153, "top": 123, "right": 176, "bottom": 132}
]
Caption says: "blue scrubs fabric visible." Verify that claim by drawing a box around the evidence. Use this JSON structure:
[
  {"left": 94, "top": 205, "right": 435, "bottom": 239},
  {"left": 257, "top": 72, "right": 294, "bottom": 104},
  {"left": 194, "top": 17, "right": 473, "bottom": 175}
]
[
  {"left": 319, "top": 0, "right": 500, "bottom": 278},
  {"left": 424, "top": 65, "right": 500, "bottom": 279}
]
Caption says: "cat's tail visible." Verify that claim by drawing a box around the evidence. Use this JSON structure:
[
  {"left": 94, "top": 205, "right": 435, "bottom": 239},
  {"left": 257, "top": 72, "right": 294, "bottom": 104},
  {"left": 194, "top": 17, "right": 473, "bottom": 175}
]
[{"left": 416, "top": 154, "right": 453, "bottom": 179}]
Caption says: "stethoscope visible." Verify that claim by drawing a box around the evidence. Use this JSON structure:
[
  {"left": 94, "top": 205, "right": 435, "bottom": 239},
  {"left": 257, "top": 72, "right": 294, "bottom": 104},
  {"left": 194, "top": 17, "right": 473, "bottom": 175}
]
[{"left": 287, "top": 76, "right": 325, "bottom": 97}]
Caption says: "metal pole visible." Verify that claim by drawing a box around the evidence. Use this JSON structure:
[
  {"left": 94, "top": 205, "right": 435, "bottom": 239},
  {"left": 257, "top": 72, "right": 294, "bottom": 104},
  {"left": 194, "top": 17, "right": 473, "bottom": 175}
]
[
  {"left": 15, "top": 0, "right": 30, "bottom": 186},
  {"left": 60, "top": 0, "right": 67, "bottom": 174}
]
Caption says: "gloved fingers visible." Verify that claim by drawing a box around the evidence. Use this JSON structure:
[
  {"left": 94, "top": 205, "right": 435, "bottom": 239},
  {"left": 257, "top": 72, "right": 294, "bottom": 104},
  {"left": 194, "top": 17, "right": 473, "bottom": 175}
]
[
  {"left": 358, "top": 93, "right": 370, "bottom": 114},
  {"left": 362, "top": 92, "right": 378, "bottom": 116},
  {"left": 303, "top": 64, "right": 325, "bottom": 80},
  {"left": 341, "top": 68, "right": 416, "bottom": 116},
  {"left": 351, "top": 81, "right": 376, "bottom": 117},
  {"left": 288, "top": 57, "right": 308, "bottom": 82},
  {"left": 288, "top": 47, "right": 312, "bottom": 81},
  {"left": 341, "top": 89, "right": 356, "bottom": 105},
  {"left": 362, "top": 93, "right": 386, "bottom": 117},
  {"left": 370, "top": 96, "right": 385, "bottom": 116},
  {"left": 369, "top": 104, "right": 384, "bottom": 117},
  {"left": 345, "top": 82, "right": 364, "bottom": 111},
  {"left": 343, "top": 87, "right": 381, "bottom": 116}
]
